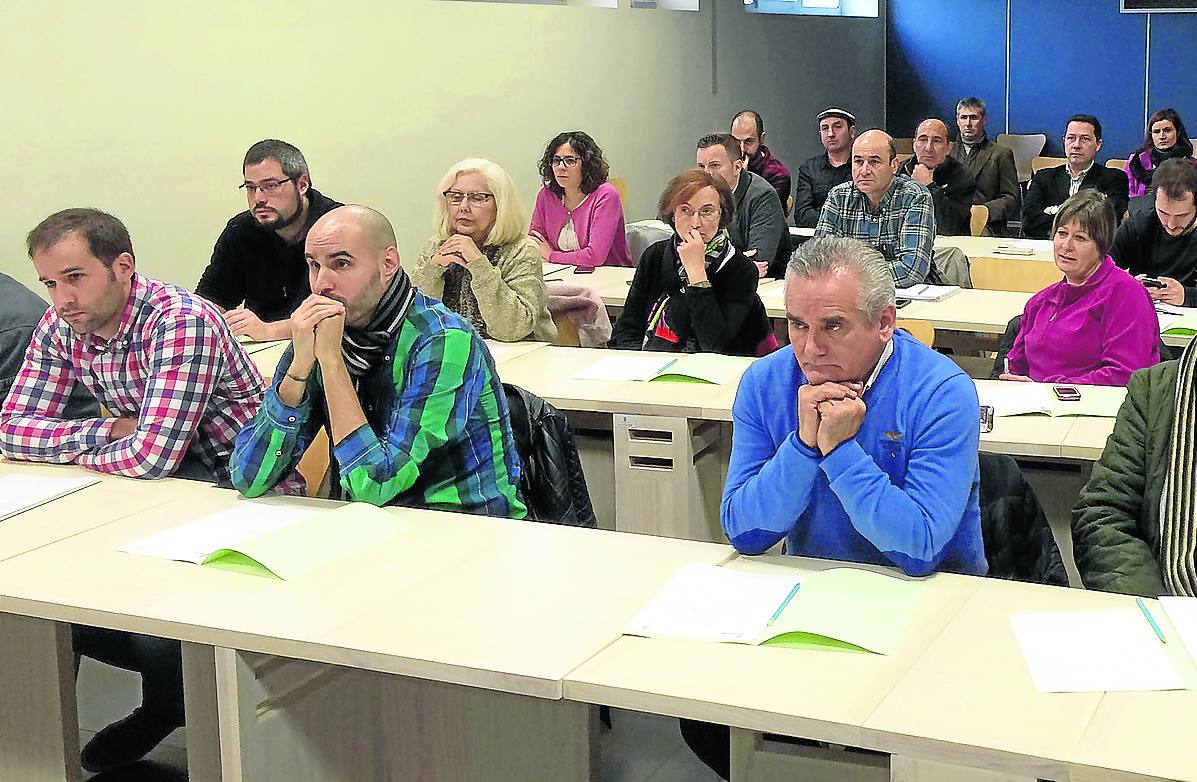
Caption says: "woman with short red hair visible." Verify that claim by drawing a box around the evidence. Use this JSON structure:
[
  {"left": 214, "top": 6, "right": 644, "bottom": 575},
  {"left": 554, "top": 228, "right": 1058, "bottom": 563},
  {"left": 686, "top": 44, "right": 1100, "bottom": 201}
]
[{"left": 610, "top": 170, "right": 770, "bottom": 355}]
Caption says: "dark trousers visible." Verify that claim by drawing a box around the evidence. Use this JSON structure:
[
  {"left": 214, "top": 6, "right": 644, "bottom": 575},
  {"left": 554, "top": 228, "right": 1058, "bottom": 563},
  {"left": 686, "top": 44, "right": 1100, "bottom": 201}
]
[{"left": 73, "top": 626, "right": 185, "bottom": 720}]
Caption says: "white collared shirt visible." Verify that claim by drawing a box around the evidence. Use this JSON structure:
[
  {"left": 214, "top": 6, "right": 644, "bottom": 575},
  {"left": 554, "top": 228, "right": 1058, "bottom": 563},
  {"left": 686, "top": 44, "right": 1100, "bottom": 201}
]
[
  {"left": 1068, "top": 161, "right": 1095, "bottom": 197},
  {"left": 862, "top": 339, "right": 895, "bottom": 394}
]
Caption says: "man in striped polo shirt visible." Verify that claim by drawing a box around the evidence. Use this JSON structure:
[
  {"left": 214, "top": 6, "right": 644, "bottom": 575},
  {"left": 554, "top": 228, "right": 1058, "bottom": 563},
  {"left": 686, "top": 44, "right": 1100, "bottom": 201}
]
[{"left": 231, "top": 205, "right": 526, "bottom": 518}]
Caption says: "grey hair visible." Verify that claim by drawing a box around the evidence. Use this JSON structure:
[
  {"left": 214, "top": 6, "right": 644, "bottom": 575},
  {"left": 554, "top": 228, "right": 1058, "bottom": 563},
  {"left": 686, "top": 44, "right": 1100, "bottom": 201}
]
[
  {"left": 785, "top": 237, "right": 896, "bottom": 322},
  {"left": 243, "top": 139, "right": 310, "bottom": 180},
  {"left": 956, "top": 97, "right": 987, "bottom": 117}
]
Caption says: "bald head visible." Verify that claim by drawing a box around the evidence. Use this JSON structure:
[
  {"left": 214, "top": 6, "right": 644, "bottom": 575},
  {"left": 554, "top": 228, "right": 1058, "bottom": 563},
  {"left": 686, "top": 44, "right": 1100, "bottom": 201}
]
[
  {"left": 851, "top": 130, "right": 898, "bottom": 205},
  {"left": 306, "top": 205, "right": 402, "bottom": 328},
  {"left": 914, "top": 118, "right": 950, "bottom": 169},
  {"left": 730, "top": 111, "right": 765, "bottom": 159},
  {"left": 311, "top": 205, "right": 398, "bottom": 256}
]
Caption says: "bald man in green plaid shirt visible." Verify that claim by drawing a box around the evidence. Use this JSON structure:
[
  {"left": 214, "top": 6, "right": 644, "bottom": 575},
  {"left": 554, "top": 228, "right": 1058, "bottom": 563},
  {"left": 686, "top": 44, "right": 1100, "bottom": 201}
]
[{"left": 231, "top": 205, "right": 525, "bottom": 518}]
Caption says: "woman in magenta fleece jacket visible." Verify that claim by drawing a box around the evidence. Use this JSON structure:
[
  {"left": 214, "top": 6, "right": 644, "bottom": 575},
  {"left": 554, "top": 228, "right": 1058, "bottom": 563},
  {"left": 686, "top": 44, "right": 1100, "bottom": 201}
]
[
  {"left": 1002, "top": 191, "right": 1160, "bottom": 387},
  {"left": 529, "top": 130, "right": 633, "bottom": 268}
]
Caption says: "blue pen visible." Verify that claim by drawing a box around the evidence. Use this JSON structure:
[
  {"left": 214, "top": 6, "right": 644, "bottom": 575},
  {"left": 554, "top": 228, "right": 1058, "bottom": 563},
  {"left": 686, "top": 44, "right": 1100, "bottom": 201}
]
[
  {"left": 767, "top": 583, "right": 802, "bottom": 626},
  {"left": 1136, "top": 597, "right": 1167, "bottom": 644}
]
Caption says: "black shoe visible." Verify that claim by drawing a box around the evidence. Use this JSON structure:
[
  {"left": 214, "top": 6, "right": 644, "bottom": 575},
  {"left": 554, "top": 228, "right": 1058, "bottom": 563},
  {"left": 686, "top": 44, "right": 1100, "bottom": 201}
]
[{"left": 80, "top": 706, "right": 184, "bottom": 774}]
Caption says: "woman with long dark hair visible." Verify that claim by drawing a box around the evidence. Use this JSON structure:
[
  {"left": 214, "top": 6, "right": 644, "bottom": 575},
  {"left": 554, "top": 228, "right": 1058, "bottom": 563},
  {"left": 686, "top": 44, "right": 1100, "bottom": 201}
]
[{"left": 1126, "top": 108, "right": 1194, "bottom": 198}]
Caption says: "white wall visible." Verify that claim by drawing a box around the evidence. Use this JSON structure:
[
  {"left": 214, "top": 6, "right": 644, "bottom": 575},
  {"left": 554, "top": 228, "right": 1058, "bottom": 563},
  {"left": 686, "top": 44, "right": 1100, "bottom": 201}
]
[{"left": 0, "top": 1, "right": 884, "bottom": 292}]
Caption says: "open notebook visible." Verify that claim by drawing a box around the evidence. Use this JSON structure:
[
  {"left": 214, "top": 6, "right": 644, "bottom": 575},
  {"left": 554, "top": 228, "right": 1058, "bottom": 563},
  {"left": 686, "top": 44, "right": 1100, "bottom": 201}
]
[
  {"left": 118, "top": 502, "right": 408, "bottom": 579},
  {"left": 0, "top": 474, "right": 99, "bottom": 522},
  {"left": 1157, "top": 304, "right": 1197, "bottom": 337},
  {"left": 626, "top": 564, "right": 925, "bottom": 655},
  {"left": 573, "top": 353, "right": 753, "bottom": 384},
  {"left": 976, "top": 383, "right": 1126, "bottom": 418}
]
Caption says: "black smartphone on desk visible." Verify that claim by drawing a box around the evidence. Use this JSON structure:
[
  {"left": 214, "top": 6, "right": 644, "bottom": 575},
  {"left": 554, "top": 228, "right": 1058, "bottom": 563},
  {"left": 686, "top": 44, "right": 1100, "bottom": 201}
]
[
  {"left": 896, "top": 299, "right": 911, "bottom": 308},
  {"left": 980, "top": 405, "right": 993, "bottom": 434}
]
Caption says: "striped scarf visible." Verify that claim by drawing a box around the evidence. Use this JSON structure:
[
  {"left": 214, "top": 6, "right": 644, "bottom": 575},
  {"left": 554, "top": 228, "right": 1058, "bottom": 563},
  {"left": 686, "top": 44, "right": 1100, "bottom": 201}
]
[
  {"left": 1161, "top": 337, "right": 1197, "bottom": 596},
  {"left": 341, "top": 270, "right": 415, "bottom": 378}
]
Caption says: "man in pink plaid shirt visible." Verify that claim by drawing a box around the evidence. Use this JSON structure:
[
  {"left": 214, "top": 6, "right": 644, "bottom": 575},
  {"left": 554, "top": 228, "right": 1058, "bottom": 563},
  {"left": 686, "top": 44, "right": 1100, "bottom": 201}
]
[{"left": 0, "top": 207, "right": 278, "bottom": 773}]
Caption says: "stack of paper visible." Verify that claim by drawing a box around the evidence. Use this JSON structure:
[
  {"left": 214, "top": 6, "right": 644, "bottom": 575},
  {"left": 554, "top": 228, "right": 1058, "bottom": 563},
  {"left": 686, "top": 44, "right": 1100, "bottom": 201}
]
[
  {"left": 897, "top": 284, "right": 960, "bottom": 302},
  {"left": 0, "top": 474, "right": 99, "bottom": 522},
  {"left": 975, "top": 383, "right": 1126, "bottom": 418},
  {"left": 993, "top": 241, "right": 1039, "bottom": 256},
  {"left": 573, "top": 353, "right": 752, "bottom": 385},
  {"left": 119, "top": 502, "right": 408, "bottom": 579},
  {"left": 626, "top": 564, "right": 924, "bottom": 655},
  {"left": 1011, "top": 609, "right": 1184, "bottom": 693},
  {"left": 1156, "top": 304, "right": 1197, "bottom": 336},
  {"left": 1160, "top": 597, "right": 1197, "bottom": 667}
]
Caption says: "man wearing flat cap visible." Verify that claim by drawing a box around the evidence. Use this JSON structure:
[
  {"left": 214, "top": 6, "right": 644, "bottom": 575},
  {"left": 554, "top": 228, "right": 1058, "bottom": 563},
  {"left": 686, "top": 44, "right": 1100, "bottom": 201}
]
[{"left": 793, "top": 108, "right": 858, "bottom": 228}]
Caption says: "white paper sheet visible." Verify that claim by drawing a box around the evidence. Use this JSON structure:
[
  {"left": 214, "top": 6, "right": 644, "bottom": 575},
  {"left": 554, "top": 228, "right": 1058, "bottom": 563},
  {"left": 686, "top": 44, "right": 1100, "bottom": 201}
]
[
  {"left": 119, "top": 504, "right": 316, "bottom": 564},
  {"left": 573, "top": 355, "right": 672, "bottom": 382},
  {"left": 898, "top": 284, "right": 960, "bottom": 301},
  {"left": 0, "top": 474, "right": 99, "bottom": 522},
  {"left": 626, "top": 563, "right": 801, "bottom": 643},
  {"left": 1011, "top": 609, "right": 1184, "bottom": 693},
  {"left": 976, "top": 383, "right": 1053, "bottom": 417},
  {"left": 1159, "top": 597, "right": 1197, "bottom": 668}
]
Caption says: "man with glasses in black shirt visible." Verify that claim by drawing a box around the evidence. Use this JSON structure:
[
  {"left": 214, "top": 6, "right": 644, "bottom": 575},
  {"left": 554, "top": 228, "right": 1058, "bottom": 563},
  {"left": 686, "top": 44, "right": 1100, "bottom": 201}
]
[{"left": 197, "top": 139, "right": 342, "bottom": 340}]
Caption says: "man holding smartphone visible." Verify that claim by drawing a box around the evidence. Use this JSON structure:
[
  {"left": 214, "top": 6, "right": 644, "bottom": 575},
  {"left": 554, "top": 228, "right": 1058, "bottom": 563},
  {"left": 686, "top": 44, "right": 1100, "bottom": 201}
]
[{"left": 1111, "top": 158, "right": 1197, "bottom": 307}]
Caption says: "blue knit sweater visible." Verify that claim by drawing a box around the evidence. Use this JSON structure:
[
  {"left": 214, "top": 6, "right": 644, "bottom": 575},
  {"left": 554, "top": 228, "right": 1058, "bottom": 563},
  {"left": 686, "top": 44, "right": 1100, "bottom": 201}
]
[{"left": 722, "top": 330, "right": 987, "bottom": 576}]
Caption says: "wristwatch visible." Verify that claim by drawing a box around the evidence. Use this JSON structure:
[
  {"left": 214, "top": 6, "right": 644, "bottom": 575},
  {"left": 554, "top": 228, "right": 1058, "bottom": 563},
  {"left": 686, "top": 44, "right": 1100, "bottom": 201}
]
[{"left": 689, "top": 279, "right": 712, "bottom": 289}]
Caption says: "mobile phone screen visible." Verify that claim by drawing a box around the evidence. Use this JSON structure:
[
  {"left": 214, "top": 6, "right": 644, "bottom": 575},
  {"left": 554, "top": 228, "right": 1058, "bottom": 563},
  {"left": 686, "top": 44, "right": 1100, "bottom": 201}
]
[
  {"left": 574, "top": 266, "right": 596, "bottom": 275},
  {"left": 1052, "top": 385, "right": 1081, "bottom": 401}
]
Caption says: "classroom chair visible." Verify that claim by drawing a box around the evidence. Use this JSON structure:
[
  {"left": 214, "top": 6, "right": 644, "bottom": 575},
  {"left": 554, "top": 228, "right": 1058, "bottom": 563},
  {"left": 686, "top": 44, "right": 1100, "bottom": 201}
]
[
  {"left": 969, "top": 204, "right": 989, "bottom": 237},
  {"left": 1105, "top": 158, "right": 1129, "bottom": 171},
  {"left": 996, "top": 133, "right": 1046, "bottom": 184},
  {"left": 892, "top": 137, "right": 914, "bottom": 155},
  {"left": 895, "top": 319, "right": 935, "bottom": 348},
  {"left": 969, "top": 257, "right": 1061, "bottom": 293},
  {"left": 609, "top": 176, "right": 628, "bottom": 206},
  {"left": 1031, "top": 155, "right": 1066, "bottom": 175}
]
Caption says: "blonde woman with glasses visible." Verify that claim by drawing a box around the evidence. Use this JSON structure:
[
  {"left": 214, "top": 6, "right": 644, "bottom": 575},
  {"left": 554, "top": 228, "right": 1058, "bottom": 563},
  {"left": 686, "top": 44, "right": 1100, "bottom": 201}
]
[{"left": 414, "top": 158, "right": 556, "bottom": 342}]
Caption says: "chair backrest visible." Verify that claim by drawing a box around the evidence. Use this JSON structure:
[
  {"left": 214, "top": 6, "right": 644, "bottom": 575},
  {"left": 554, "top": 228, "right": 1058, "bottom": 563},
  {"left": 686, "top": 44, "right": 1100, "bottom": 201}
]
[
  {"left": 896, "top": 152, "right": 914, "bottom": 169},
  {"left": 969, "top": 204, "right": 989, "bottom": 236},
  {"left": 996, "top": 133, "right": 1047, "bottom": 183},
  {"left": 609, "top": 176, "right": 628, "bottom": 206},
  {"left": 551, "top": 312, "right": 581, "bottom": 347},
  {"left": 1106, "top": 158, "right": 1129, "bottom": 171},
  {"left": 1031, "top": 155, "right": 1067, "bottom": 175},
  {"left": 892, "top": 137, "right": 914, "bottom": 155},
  {"left": 969, "top": 256, "right": 1060, "bottom": 293},
  {"left": 896, "top": 319, "right": 935, "bottom": 347},
  {"left": 298, "top": 428, "right": 332, "bottom": 498}
]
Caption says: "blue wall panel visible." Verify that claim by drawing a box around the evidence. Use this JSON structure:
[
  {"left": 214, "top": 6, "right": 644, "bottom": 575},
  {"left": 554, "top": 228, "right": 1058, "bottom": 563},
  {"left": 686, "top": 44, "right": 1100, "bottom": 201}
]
[
  {"left": 1148, "top": 14, "right": 1197, "bottom": 138},
  {"left": 1008, "top": 0, "right": 1146, "bottom": 157},
  {"left": 886, "top": 0, "right": 1006, "bottom": 138}
]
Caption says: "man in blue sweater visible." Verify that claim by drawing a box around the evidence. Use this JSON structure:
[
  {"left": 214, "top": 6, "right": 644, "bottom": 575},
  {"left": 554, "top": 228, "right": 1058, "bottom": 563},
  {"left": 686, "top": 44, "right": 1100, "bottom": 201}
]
[{"left": 722, "top": 236, "right": 986, "bottom": 576}]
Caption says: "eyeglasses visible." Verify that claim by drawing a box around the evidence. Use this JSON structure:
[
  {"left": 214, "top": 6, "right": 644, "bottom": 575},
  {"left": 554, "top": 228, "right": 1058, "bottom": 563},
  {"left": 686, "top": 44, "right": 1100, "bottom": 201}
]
[
  {"left": 239, "top": 177, "right": 295, "bottom": 195},
  {"left": 443, "top": 190, "right": 495, "bottom": 206},
  {"left": 551, "top": 156, "right": 581, "bottom": 169},
  {"left": 675, "top": 205, "right": 720, "bottom": 222}
]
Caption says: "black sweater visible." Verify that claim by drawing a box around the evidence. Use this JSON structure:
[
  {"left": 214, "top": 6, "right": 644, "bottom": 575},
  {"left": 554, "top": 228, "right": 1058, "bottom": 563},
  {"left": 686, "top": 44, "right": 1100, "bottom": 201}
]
[
  {"left": 611, "top": 239, "right": 769, "bottom": 356},
  {"left": 1111, "top": 208, "right": 1197, "bottom": 307}
]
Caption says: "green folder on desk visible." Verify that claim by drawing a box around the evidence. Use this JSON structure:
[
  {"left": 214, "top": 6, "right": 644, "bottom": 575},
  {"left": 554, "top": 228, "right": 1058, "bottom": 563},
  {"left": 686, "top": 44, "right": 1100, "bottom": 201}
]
[
  {"left": 120, "top": 502, "right": 408, "bottom": 580},
  {"left": 626, "top": 565, "right": 924, "bottom": 655},
  {"left": 1162, "top": 311, "right": 1197, "bottom": 338}
]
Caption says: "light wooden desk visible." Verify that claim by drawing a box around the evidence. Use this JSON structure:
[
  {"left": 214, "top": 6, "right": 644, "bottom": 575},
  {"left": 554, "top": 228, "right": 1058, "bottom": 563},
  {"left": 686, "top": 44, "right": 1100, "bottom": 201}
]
[
  {"left": 862, "top": 577, "right": 1197, "bottom": 782},
  {"left": 564, "top": 554, "right": 982, "bottom": 778},
  {"left": 936, "top": 236, "right": 1054, "bottom": 263},
  {"left": 543, "top": 263, "right": 636, "bottom": 310},
  {"left": 0, "top": 483, "right": 732, "bottom": 781},
  {"left": 496, "top": 345, "right": 751, "bottom": 542}
]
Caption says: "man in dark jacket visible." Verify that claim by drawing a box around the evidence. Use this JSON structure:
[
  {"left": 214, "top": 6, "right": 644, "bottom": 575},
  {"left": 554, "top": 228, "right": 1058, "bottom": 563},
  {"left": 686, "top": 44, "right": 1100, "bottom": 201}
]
[
  {"left": 1072, "top": 343, "right": 1196, "bottom": 597},
  {"left": 792, "top": 107, "right": 856, "bottom": 229},
  {"left": 899, "top": 118, "right": 977, "bottom": 236},
  {"left": 731, "top": 110, "right": 792, "bottom": 215},
  {"left": 696, "top": 132, "right": 788, "bottom": 278},
  {"left": 949, "top": 97, "right": 1020, "bottom": 236},
  {"left": 1111, "top": 158, "right": 1197, "bottom": 307},
  {"left": 1022, "top": 114, "right": 1129, "bottom": 239},
  {"left": 196, "top": 139, "right": 343, "bottom": 340}
]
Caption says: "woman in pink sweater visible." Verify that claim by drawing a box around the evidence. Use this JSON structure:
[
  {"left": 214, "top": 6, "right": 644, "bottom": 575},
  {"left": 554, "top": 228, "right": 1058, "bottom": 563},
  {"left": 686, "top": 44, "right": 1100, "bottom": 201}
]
[
  {"left": 529, "top": 131, "right": 633, "bottom": 268},
  {"left": 1002, "top": 191, "right": 1160, "bottom": 387}
]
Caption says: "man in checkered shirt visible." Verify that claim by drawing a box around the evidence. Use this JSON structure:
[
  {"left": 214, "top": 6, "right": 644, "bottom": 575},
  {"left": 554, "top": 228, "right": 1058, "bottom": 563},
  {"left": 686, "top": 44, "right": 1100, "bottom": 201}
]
[{"left": 0, "top": 207, "right": 277, "bottom": 773}]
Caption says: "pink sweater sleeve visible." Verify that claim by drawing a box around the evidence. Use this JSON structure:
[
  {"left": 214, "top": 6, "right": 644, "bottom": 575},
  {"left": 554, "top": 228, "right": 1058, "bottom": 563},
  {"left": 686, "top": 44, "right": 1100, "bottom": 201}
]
[
  {"left": 548, "top": 186, "right": 623, "bottom": 267},
  {"left": 529, "top": 187, "right": 550, "bottom": 242}
]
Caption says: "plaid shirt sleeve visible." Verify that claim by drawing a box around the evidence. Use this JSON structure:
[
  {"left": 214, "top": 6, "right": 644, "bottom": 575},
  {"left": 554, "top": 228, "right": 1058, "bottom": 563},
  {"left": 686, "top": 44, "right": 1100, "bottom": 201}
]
[
  {"left": 74, "top": 313, "right": 225, "bottom": 478},
  {"left": 893, "top": 189, "right": 936, "bottom": 287},
  {"left": 813, "top": 187, "right": 844, "bottom": 238},
  {"left": 0, "top": 315, "right": 114, "bottom": 463},
  {"left": 230, "top": 345, "right": 321, "bottom": 498},
  {"left": 334, "top": 328, "right": 479, "bottom": 507}
]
